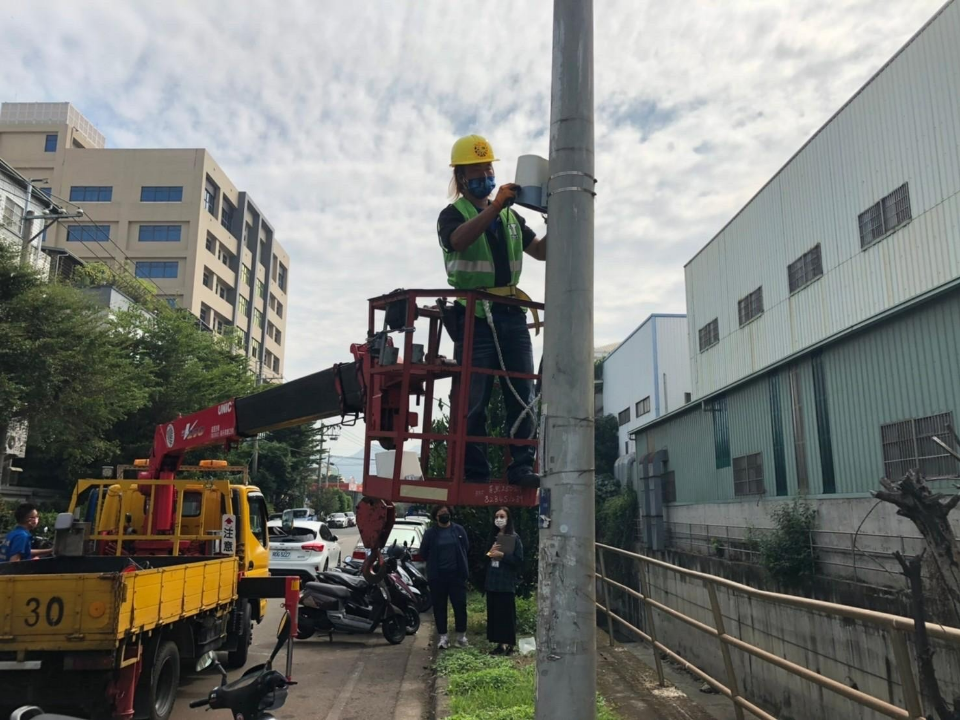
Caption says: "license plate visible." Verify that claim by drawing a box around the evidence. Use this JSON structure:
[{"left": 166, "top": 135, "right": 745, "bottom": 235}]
[{"left": 272, "top": 551, "right": 291, "bottom": 558}]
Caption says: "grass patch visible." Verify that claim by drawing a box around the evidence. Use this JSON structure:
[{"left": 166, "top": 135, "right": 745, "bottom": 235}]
[{"left": 441, "top": 593, "right": 618, "bottom": 719}]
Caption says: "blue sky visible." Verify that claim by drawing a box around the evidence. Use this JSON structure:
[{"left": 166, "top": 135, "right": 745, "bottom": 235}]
[{"left": 2, "top": 0, "right": 945, "bottom": 456}]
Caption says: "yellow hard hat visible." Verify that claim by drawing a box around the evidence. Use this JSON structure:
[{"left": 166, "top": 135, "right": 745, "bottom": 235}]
[{"left": 450, "top": 134, "right": 499, "bottom": 167}]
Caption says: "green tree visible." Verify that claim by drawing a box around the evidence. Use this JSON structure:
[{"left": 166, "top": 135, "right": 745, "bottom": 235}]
[
  {"left": 594, "top": 414, "right": 620, "bottom": 478},
  {"left": 0, "top": 247, "right": 148, "bottom": 482}
]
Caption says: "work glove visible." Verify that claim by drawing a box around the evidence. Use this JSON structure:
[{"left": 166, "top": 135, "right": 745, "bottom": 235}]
[{"left": 493, "top": 183, "right": 520, "bottom": 209}]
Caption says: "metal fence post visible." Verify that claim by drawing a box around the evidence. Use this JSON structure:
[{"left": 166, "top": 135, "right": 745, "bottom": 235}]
[
  {"left": 597, "top": 546, "right": 616, "bottom": 646},
  {"left": 638, "top": 556, "right": 665, "bottom": 687},
  {"left": 889, "top": 630, "right": 924, "bottom": 719},
  {"left": 706, "top": 581, "right": 745, "bottom": 720}
]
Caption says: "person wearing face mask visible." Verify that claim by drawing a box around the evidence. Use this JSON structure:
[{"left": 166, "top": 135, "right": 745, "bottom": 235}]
[
  {"left": 436, "top": 135, "right": 547, "bottom": 489},
  {"left": 484, "top": 507, "right": 523, "bottom": 655},
  {"left": 419, "top": 504, "right": 470, "bottom": 649}
]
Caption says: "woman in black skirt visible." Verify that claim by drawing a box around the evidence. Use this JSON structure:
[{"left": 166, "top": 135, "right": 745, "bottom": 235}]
[{"left": 485, "top": 506, "right": 524, "bottom": 655}]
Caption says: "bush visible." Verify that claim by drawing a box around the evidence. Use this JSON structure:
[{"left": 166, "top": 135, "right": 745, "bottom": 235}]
[
  {"left": 755, "top": 497, "right": 817, "bottom": 585},
  {"left": 515, "top": 595, "right": 537, "bottom": 636}
]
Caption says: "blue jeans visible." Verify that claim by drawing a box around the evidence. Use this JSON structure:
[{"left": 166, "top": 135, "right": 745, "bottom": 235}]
[{"left": 454, "top": 306, "right": 537, "bottom": 481}]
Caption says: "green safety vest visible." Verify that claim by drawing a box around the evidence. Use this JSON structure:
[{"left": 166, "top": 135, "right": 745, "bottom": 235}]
[{"left": 443, "top": 197, "right": 524, "bottom": 316}]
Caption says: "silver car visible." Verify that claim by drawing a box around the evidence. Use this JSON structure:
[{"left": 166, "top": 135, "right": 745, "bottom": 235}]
[
  {"left": 267, "top": 520, "right": 342, "bottom": 582},
  {"left": 327, "top": 513, "right": 349, "bottom": 528}
]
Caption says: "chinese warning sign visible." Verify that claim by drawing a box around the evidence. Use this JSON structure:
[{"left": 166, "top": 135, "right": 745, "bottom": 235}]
[{"left": 221, "top": 514, "right": 236, "bottom": 555}]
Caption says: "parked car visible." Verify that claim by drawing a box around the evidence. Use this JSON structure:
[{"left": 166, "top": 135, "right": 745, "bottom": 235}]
[
  {"left": 291, "top": 507, "right": 317, "bottom": 521},
  {"left": 327, "top": 512, "right": 349, "bottom": 529},
  {"left": 267, "top": 519, "right": 342, "bottom": 582},
  {"left": 345, "top": 512, "right": 357, "bottom": 527},
  {"left": 352, "top": 524, "right": 425, "bottom": 574},
  {"left": 269, "top": 512, "right": 283, "bottom": 522},
  {"left": 395, "top": 517, "right": 429, "bottom": 531}
]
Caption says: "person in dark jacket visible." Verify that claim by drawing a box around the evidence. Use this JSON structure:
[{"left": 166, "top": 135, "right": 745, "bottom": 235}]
[
  {"left": 419, "top": 504, "right": 470, "bottom": 649},
  {"left": 485, "top": 506, "right": 523, "bottom": 654}
]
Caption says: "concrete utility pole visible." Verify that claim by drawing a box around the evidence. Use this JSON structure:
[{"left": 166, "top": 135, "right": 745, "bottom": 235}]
[{"left": 536, "top": 0, "right": 597, "bottom": 718}]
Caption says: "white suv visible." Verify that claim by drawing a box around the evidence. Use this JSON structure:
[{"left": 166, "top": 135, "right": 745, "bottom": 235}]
[{"left": 267, "top": 520, "right": 342, "bottom": 582}]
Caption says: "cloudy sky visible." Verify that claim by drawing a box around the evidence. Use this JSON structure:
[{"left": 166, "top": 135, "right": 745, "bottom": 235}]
[{"left": 2, "top": 0, "right": 945, "bottom": 458}]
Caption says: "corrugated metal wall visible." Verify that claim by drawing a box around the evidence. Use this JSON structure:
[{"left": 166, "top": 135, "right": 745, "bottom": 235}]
[
  {"left": 687, "top": 1, "right": 960, "bottom": 399},
  {"left": 655, "top": 316, "right": 693, "bottom": 415},
  {"left": 636, "top": 286, "right": 960, "bottom": 503}
]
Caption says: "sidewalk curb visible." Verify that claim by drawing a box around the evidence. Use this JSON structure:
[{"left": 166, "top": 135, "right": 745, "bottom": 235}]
[{"left": 394, "top": 620, "right": 436, "bottom": 720}]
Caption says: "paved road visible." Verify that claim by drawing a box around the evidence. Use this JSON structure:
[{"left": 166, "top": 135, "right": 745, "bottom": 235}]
[{"left": 172, "top": 527, "right": 432, "bottom": 720}]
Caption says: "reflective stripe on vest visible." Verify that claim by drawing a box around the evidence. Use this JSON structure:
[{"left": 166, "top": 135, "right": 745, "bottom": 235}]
[{"left": 443, "top": 198, "right": 524, "bottom": 316}]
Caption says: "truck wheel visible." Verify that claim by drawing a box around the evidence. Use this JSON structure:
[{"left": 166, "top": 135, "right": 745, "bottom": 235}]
[
  {"left": 226, "top": 602, "right": 253, "bottom": 669},
  {"left": 147, "top": 641, "right": 180, "bottom": 720}
]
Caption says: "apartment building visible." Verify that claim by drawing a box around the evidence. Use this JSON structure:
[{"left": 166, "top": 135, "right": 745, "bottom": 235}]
[{"left": 0, "top": 102, "right": 289, "bottom": 380}]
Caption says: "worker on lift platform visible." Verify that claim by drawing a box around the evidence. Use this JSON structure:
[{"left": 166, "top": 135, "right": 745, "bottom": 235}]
[{"left": 436, "top": 134, "right": 546, "bottom": 489}]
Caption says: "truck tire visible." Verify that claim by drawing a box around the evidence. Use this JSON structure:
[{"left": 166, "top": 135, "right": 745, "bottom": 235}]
[
  {"left": 146, "top": 641, "right": 180, "bottom": 720},
  {"left": 226, "top": 602, "right": 252, "bottom": 669}
]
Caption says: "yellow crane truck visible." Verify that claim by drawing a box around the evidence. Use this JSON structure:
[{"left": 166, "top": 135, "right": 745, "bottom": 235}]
[{"left": 0, "top": 469, "right": 274, "bottom": 720}]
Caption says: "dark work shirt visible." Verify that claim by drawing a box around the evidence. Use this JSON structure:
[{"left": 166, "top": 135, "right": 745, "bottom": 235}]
[
  {"left": 437, "top": 203, "right": 537, "bottom": 288},
  {"left": 434, "top": 526, "right": 460, "bottom": 573}
]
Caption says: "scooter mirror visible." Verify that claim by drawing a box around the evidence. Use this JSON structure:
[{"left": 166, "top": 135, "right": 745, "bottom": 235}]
[
  {"left": 270, "top": 612, "right": 291, "bottom": 664},
  {"left": 195, "top": 651, "right": 217, "bottom": 672}
]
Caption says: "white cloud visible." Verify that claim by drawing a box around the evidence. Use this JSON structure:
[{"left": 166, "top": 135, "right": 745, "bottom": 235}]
[{"left": 2, "top": 0, "right": 945, "bottom": 456}]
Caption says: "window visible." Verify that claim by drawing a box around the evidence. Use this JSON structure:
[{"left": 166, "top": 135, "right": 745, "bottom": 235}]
[
  {"left": 67, "top": 225, "right": 109, "bottom": 242},
  {"left": 269, "top": 293, "right": 277, "bottom": 310},
  {"left": 204, "top": 177, "right": 219, "bottom": 215},
  {"left": 259, "top": 241, "right": 267, "bottom": 267},
  {"left": 273, "top": 328, "right": 281, "bottom": 345},
  {"left": 266, "top": 321, "right": 275, "bottom": 339},
  {"left": 264, "top": 350, "right": 274, "bottom": 367},
  {"left": 245, "top": 223, "right": 254, "bottom": 250},
  {"left": 698, "top": 318, "right": 719, "bottom": 352},
  {"left": 278, "top": 262, "right": 287, "bottom": 292},
  {"left": 218, "top": 283, "right": 227, "bottom": 300},
  {"left": 135, "top": 261, "right": 178, "bottom": 279},
  {"left": 3, "top": 198, "right": 23, "bottom": 231},
  {"left": 247, "top": 495, "right": 269, "bottom": 548},
  {"left": 205, "top": 235, "right": 215, "bottom": 252},
  {"left": 276, "top": 300, "right": 283, "bottom": 319},
  {"left": 859, "top": 183, "right": 911, "bottom": 249},
  {"left": 251, "top": 340, "right": 261, "bottom": 359},
  {"left": 788, "top": 244, "right": 823, "bottom": 293},
  {"left": 44, "top": 134, "right": 58, "bottom": 152},
  {"left": 241, "top": 264, "right": 251, "bottom": 285},
  {"left": 733, "top": 453, "right": 765, "bottom": 497},
  {"left": 181, "top": 491, "right": 203, "bottom": 518},
  {"left": 138, "top": 225, "right": 182, "bottom": 242},
  {"left": 712, "top": 396, "right": 730, "bottom": 469},
  {"left": 221, "top": 197, "right": 235, "bottom": 230},
  {"left": 661, "top": 471, "right": 676, "bottom": 504},
  {"left": 165, "top": 297, "right": 177, "bottom": 308},
  {"left": 235, "top": 328, "right": 246, "bottom": 347},
  {"left": 69, "top": 186, "right": 112, "bottom": 202},
  {"left": 257, "top": 279, "right": 265, "bottom": 299},
  {"left": 140, "top": 186, "right": 184, "bottom": 202},
  {"left": 239, "top": 295, "right": 249, "bottom": 317},
  {"left": 219, "top": 248, "right": 233, "bottom": 269},
  {"left": 199, "top": 306, "right": 209, "bottom": 325},
  {"left": 788, "top": 366, "right": 809, "bottom": 494},
  {"left": 617, "top": 408, "right": 630, "bottom": 426},
  {"left": 216, "top": 317, "right": 224, "bottom": 334},
  {"left": 636, "top": 397, "right": 651, "bottom": 417},
  {"left": 684, "top": 392, "right": 692, "bottom": 404},
  {"left": 203, "top": 270, "right": 213, "bottom": 289},
  {"left": 272, "top": 356, "right": 280, "bottom": 373},
  {"left": 254, "top": 309, "right": 264, "bottom": 329},
  {"left": 881, "top": 412, "right": 958, "bottom": 480},
  {"left": 737, "top": 287, "right": 764, "bottom": 326},
  {"left": 272, "top": 254, "right": 279, "bottom": 280}
]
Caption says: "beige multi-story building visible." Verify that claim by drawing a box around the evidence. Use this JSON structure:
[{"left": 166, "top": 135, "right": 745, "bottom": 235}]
[{"left": 0, "top": 102, "right": 289, "bottom": 380}]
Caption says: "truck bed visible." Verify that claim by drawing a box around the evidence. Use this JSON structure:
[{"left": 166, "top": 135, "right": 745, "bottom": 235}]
[{"left": 0, "top": 555, "right": 238, "bottom": 652}]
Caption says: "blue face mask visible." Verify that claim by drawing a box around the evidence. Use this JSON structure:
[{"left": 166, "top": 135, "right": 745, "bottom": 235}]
[{"left": 467, "top": 176, "right": 496, "bottom": 199}]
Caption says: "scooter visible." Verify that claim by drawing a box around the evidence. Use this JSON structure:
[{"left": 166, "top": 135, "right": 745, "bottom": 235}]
[
  {"left": 320, "top": 564, "right": 421, "bottom": 636},
  {"left": 189, "top": 612, "right": 295, "bottom": 720},
  {"left": 297, "top": 559, "right": 407, "bottom": 645},
  {"left": 342, "top": 545, "right": 429, "bottom": 613}
]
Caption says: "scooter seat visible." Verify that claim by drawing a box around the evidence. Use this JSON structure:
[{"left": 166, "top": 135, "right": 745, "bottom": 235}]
[
  {"left": 304, "top": 582, "right": 351, "bottom": 599},
  {"left": 316, "top": 572, "right": 368, "bottom": 589}
]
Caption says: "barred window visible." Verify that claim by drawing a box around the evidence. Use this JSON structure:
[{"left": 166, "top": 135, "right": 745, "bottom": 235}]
[
  {"left": 737, "top": 287, "right": 764, "bottom": 326},
  {"left": 617, "top": 408, "right": 630, "bottom": 426},
  {"left": 788, "top": 244, "right": 823, "bottom": 294},
  {"left": 881, "top": 412, "right": 958, "bottom": 480},
  {"left": 698, "top": 318, "right": 719, "bottom": 352},
  {"left": 859, "top": 183, "right": 911, "bottom": 249},
  {"left": 733, "top": 453, "right": 764, "bottom": 497}
]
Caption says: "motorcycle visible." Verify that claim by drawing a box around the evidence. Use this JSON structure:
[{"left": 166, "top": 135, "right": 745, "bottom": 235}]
[
  {"left": 342, "top": 543, "right": 430, "bottom": 614},
  {"left": 9, "top": 614, "right": 295, "bottom": 720},
  {"left": 297, "top": 559, "right": 407, "bottom": 645},
  {"left": 189, "top": 611, "right": 295, "bottom": 720}
]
